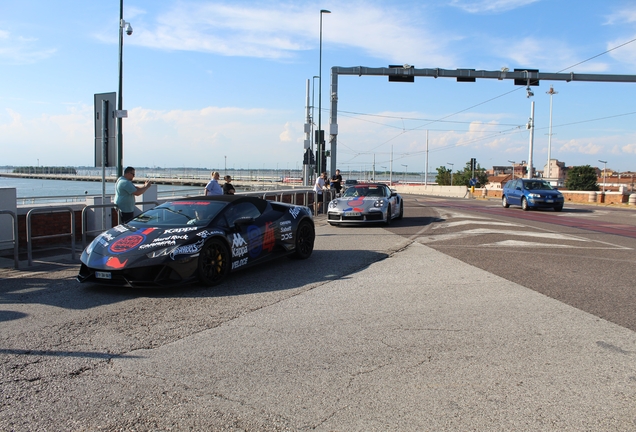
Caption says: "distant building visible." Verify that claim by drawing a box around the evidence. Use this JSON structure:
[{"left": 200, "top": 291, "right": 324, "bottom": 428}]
[{"left": 542, "top": 159, "right": 567, "bottom": 187}]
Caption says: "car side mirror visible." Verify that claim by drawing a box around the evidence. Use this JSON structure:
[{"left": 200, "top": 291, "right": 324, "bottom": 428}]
[{"left": 234, "top": 216, "right": 255, "bottom": 226}]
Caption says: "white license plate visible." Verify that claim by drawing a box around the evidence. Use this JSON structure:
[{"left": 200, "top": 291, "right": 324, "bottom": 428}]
[
  {"left": 546, "top": 199, "right": 554, "bottom": 203},
  {"left": 95, "top": 271, "right": 112, "bottom": 280},
  {"left": 345, "top": 211, "right": 361, "bottom": 216}
]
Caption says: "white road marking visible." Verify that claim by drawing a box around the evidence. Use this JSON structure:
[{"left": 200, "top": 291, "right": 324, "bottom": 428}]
[{"left": 433, "top": 220, "right": 523, "bottom": 229}]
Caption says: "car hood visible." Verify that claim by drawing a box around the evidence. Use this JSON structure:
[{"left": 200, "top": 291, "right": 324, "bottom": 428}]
[
  {"left": 81, "top": 224, "right": 224, "bottom": 270},
  {"left": 331, "top": 196, "right": 387, "bottom": 211},
  {"left": 526, "top": 189, "right": 562, "bottom": 195}
]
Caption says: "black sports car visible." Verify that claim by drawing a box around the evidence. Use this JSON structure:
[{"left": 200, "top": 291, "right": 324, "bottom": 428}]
[{"left": 77, "top": 195, "right": 315, "bottom": 287}]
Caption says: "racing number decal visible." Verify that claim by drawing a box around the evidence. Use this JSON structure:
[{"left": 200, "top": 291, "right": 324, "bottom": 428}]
[
  {"left": 247, "top": 225, "right": 263, "bottom": 258},
  {"left": 263, "top": 222, "right": 275, "bottom": 253}
]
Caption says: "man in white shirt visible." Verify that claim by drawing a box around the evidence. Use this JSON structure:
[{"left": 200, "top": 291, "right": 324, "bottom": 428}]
[{"left": 313, "top": 171, "right": 328, "bottom": 214}]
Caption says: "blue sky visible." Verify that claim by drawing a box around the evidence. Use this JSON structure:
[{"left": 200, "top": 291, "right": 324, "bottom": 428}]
[{"left": 2, "top": 0, "right": 636, "bottom": 174}]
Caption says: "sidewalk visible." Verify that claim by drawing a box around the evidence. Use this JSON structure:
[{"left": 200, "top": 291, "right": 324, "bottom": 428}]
[{"left": 100, "top": 236, "right": 636, "bottom": 430}]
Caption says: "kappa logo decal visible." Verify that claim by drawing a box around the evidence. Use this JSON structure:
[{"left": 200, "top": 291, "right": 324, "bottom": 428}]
[{"left": 232, "top": 233, "right": 247, "bottom": 247}]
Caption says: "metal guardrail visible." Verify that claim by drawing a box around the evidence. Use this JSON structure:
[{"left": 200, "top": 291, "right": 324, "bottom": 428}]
[
  {"left": 81, "top": 203, "right": 119, "bottom": 249},
  {"left": 26, "top": 206, "right": 76, "bottom": 266},
  {"left": 80, "top": 201, "right": 159, "bottom": 249},
  {"left": 0, "top": 210, "right": 19, "bottom": 269}
]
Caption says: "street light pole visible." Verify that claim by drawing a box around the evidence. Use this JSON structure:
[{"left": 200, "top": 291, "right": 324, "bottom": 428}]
[
  {"left": 447, "top": 163, "right": 454, "bottom": 186},
  {"left": 117, "top": 0, "right": 132, "bottom": 178},
  {"left": 599, "top": 159, "right": 607, "bottom": 193},
  {"left": 546, "top": 86, "right": 557, "bottom": 181},
  {"left": 508, "top": 160, "right": 515, "bottom": 181},
  {"left": 317, "top": 9, "right": 330, "bottom": 177}
]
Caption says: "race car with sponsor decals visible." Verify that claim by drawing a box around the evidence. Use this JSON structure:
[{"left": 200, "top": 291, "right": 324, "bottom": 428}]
[
  {"left": 77, "top": 195, "right": 315, "bottom": 287},
  {"left": 327, "top": 183, "right": 403, "bottom": 226}
]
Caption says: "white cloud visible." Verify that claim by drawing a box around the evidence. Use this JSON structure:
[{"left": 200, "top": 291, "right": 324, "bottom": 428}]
[
  {"left": 117, "top": 2, "right": 455, "bottom": 66},
  {"left": 449, "top": 0, "right": 539, "bottom": 14},
  {"left": 0, "top": 30, "right": 56, "bottom": 65}
]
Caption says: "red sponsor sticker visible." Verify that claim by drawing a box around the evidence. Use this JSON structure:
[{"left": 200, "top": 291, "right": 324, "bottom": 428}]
[
  {"left": 173, "top": 202, "right": 211, "bottom": 206},
  {"left": 105, "top": 256, "right": 128, "bottom": 269},
  {"left": 109, "top": 234, "right": 145, "bottom": 253}
]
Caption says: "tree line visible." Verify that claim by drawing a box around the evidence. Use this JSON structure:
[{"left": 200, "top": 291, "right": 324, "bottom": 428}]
[{"left": 435, "top": 161, "right": 600, "bottom": 191}]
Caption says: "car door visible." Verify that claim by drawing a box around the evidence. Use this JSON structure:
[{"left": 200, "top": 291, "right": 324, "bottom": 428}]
[
  {"left": 506, "top": 180, "right": 520, "bottom": 205},
  {"left": 385, "top": 186, "right": 398, "bottom": 218},
  {"left": 224, "top": 202, "right": 265, "bottom": 271}
]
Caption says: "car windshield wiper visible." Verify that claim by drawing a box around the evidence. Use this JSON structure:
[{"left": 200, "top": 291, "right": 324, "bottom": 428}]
[{"left": 163, "top": 208, "right": 194, "bottom": 221}]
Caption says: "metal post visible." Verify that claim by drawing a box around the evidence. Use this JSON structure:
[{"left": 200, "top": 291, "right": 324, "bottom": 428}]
[
  {"left": 317, "top": 9, "right": 330, "bottom": 176},
  {"left": 527, "top": 101, "right": 535, "bottom": 179},
  {"left": 546, "top": 86, "right": 558, "bottom": 180},
  {"left": 117, "top": 0, "right": 124, "bottom": 178}
]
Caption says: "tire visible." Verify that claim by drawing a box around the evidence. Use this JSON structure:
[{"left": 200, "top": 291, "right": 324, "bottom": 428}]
[
  {"left": 502, "top": 195, "right": 510, "bottom": 208},
  {"left": 384, "top": 205, "right": 392, "bottom": 226},
  {"left": 293, "top": 220, "right": 315, "bottom": 259},
  {"left": 397, "top": 202, "right": 404, "bottom": 220},
  {"left": 521, "top": 197, "right": 530, "bottom": 211},
  {"left": 554, "top": 205, "right": 563, "bottom": 212},
  {"left": 197, "top": 239, "right": 231, "bottom": 286}
]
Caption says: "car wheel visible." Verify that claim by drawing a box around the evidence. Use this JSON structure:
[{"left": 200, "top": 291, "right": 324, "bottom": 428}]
[
  {"left": 385, "top": 205, "right": 392, "bottom": 226},
  {"left": 197, "top": 239, "right": 231, "bottom": 286},
  {"left": 397, "top": 201, "right": 404, "bottom": 219},
  {"left": 293, "top": 220, "right": 315, "bottom": 259},
  {"left": 502, "top": 195, "right": 510, "bottom": 208},
  {"left": 554, "top": 205, "right": 563, "bottom": 212},
  {"left": 521, "top": 197, "right": 530, "bottom": 211}
]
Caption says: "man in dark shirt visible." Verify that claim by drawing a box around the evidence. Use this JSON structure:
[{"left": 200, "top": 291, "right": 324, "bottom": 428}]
[
  {"left": 223, "top": 175, "right": 236, "bottom": 195},
  {"left": 330, "top": 169, "right": 343, "bottom": 194}
]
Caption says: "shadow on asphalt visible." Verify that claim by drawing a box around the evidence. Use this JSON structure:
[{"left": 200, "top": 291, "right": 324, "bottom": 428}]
[{"left": 0, "top": 249, "right": 389, "bottom": 312}]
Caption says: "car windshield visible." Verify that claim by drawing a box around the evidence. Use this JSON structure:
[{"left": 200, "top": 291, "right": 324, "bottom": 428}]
[
  {"left": 343, "top": 185, "right": 385, "bottom": 198},
  {"left": 524, "top": 181, "right": 554, "bottom": 190},
  {"left": 130, "top": 200, "right": 228, "bottom": 227}
]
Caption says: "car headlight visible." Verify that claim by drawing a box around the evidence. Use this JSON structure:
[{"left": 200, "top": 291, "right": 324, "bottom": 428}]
[
  {"left": 146, "top": 246, "right": 177, "bottom": 259},
  {"left": 329, "top": 200, "right": 338, "bottom": 209},
  {"left": 528, "top": 193, "right": 540, "bottom": 199},
  {"left": 374, "top": 199, "right": 385, "bottom": 208}
]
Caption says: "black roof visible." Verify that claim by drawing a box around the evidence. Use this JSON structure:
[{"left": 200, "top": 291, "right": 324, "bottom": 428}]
[{"left": 171, "top": 195, "right": 269, "bottom": 213}]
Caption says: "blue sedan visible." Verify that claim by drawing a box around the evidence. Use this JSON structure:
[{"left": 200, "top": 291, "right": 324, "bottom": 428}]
[{"left": 502, "top": 179, "right": 564, "bottom": 212}]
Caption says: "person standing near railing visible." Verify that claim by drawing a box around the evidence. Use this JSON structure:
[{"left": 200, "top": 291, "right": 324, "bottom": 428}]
[
  {"left": 204, "top": 171, "right": 223, "bottom": 196},
  {"left": 115, "top": 166, "right": 152, "bottom": 223},
  {"left": 314, "top": 171, "right": 328, "bottom": 214}
]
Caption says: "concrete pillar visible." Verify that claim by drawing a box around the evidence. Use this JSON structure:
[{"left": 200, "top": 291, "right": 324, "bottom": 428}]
[
  {"left": 0, "top": 188, "right": 17, "bottom": 252},
  {"left": 85, "top": 196, "right": 113, "bottom": 233},
  {"left": 135, "top": 184, "right": 158, "bottom": 216}
]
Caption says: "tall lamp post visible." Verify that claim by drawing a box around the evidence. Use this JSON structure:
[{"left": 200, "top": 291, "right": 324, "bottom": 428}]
[
  {"left": 546, "top": 86, "right": 558, "bottom": 181},
  {"left": 317, "top": 9, "right": 330, "bottom": 176},
  {"left": 447, "top": 163, "right": 454, "bottom": 186},
  {"left": 311, "top": 75, "right": 319, "bottom": 170},
  {"left": 599, "top": 159, "right": 607, "bottom": 193},
  {"left": 117, "top": 0, "right": 133, "bottom": 177},
  {"left": 508, "top": 160, "right": 515, "bottom": 180}
]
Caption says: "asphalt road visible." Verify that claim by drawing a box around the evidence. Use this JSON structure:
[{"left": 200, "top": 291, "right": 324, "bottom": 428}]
[{"left": 1, "top": 195, "right": 635, "bottom": 431}]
